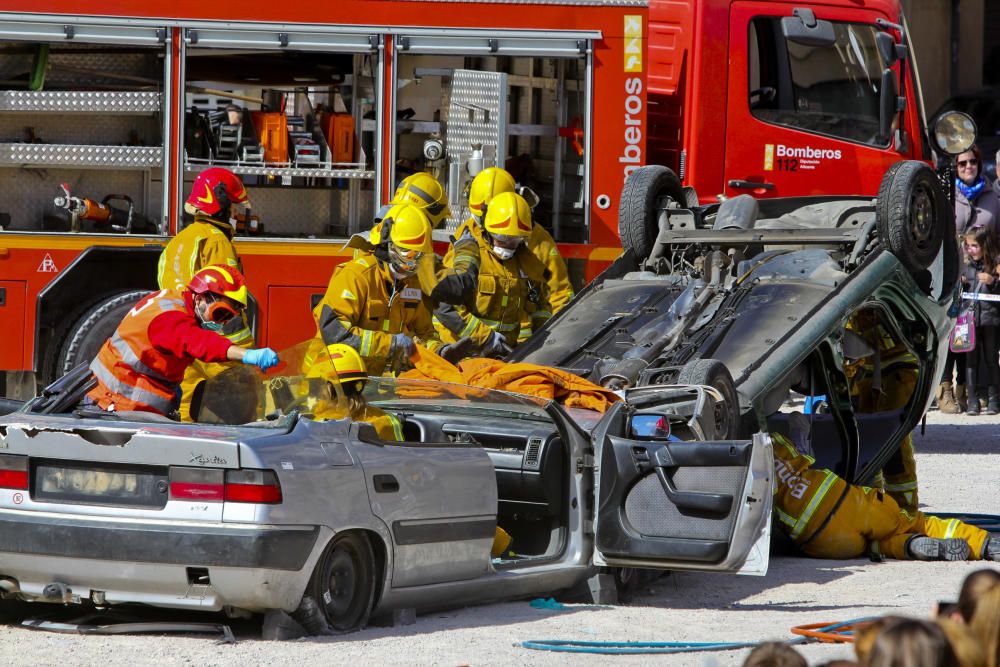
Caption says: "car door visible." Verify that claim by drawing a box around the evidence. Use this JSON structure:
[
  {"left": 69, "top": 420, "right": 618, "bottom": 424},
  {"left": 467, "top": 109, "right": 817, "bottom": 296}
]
[
  {"left": 348, "top": 423, "right": 497, "bottom": 588},
  {"left": 591, "top": 400, "right": 772, "bottom": 575}
]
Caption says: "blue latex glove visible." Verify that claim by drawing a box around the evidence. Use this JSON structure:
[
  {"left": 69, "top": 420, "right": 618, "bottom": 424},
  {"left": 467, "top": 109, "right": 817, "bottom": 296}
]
[{"left": 243, "top": 347, "right": 279, "bottom": 371}]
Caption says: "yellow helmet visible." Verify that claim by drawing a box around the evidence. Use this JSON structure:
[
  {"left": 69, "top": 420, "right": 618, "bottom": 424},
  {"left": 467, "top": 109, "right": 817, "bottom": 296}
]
[
  {"left": 483, "top": 191, "right": 533, "bottom": 239},
  {"left": 468, "top": 167, "right": 516, "bottom": 221},
  {"left": 308, "top": 343, "right": 368, "bottom": 393},
  {"left": 393, "top": 172, "right": 451, "bottom": 228}
]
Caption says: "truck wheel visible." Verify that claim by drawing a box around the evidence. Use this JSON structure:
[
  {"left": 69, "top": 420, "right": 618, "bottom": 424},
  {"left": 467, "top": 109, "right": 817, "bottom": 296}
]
[
  {"left": 300, "top": 532, "right": 376, "bottom": 634},
  {"left": 54, "top": 290, "right": 151, "bottom": 379},
  {"left": 876, "top": 160, "right": 947, "bottom": 273},
  {"left": 677, "top": 359, "right": 740, "bottom": 439},
  {"left": 619, "top": 165, "right": 685, "bottom": 264}
]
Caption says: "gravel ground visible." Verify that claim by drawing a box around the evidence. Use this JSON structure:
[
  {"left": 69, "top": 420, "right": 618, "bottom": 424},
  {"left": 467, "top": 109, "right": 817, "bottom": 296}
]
[{"left": 0, "top": 409, "right": 997, "bottom": 666}]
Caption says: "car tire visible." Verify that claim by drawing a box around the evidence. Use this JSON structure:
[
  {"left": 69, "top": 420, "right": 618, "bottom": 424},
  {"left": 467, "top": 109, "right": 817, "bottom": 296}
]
[
  {"left": 53, "top": 290, "right": 151, "bottom": 380},
  {"left": 677, "top": 358, "right": 740, "bottom": 439},
  {"left": 619, "top": 165, "right": 685, "bottom": 264},
  {"left": 876, "top": 160, "right": 947, "bottom": 273},
  {"left": 301, "top": 532, "right": 376, "bottom": 634}
]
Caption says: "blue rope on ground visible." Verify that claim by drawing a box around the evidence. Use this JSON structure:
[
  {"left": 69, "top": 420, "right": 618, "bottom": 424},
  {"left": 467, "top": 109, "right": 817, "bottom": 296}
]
[{"left": 522, "top": 617, "right": 872, "bottom": 655}]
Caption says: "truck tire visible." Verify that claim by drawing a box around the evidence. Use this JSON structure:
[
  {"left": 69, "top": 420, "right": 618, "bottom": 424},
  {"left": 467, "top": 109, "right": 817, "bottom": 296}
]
[
  {"left": 677, "top": 358, "right": 740, "bottom": 439},
  {"left": 876, "top": 160, "right": 947, "bottom": 273},
  {"left": 618, "top": 165, "right": 685, "bottom": 264},
  {"left": 54, "top": 289, "right": 151, "bottom": 379}
]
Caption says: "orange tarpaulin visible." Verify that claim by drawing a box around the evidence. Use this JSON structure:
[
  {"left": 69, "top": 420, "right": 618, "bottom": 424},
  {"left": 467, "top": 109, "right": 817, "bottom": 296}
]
[{"left": 400, "top": 346, "right": 621, "bottom": 413}]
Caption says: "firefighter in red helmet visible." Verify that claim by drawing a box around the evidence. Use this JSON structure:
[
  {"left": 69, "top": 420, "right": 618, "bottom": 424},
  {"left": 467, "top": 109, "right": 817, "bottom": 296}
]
[
  {"left": 158, "top": 167, "right": 254, "bottom": 420},
  {"left": 87, "top": 265, "right": 278, "bottom": 417}
]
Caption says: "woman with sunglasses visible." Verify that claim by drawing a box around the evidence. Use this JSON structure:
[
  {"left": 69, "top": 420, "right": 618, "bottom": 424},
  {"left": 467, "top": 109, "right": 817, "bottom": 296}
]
[
  {"left": 86, "top": 265, "right": 279, "bottom": 417},
  {"left": 938, "top": 145, "right": 1000, "bottom": 414}
]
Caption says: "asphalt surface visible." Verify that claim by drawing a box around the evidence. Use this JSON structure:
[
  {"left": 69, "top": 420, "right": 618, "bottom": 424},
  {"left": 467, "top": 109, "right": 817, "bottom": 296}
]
[{"left": 0, "top": 408, "right": 997, "bottom": 665}]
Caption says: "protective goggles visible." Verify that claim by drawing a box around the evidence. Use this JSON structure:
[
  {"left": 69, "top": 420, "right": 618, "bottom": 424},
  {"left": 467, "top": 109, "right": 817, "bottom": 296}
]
[
  {"left": 490, "top": 233, "right": 525, "bottom": 250},
  {"left": 388, "top": 243, "right": 424, "bottom": 272},
  {"left": 203, "top": 295, "right": 242, "bottom": 324}
]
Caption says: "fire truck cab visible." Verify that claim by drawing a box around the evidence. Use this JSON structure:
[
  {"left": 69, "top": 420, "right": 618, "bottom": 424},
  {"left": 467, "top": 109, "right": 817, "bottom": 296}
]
[{"left": 0, "top": 0, "right": 928, "bottom": 399}]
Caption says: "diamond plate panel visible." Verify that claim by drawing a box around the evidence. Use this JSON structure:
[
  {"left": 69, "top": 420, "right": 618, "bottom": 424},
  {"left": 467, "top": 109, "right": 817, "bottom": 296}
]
[
  {"left": 444, "top": 69, "right": 507, "bottom": 230},
  {"left": 186, "top": 162, "right": 372, "bottom": 180},
  {"left": 624, "top": 466, "right": 745, "bottom": 541},
  {"left": 0, "top": 169, "right": 157, "bottom": 232},
  {"left": 0, "top": 91, "right": 161, "bottom": 114},
  {"left": 0, "top": 144, "right": 162, "bottom": 168}
]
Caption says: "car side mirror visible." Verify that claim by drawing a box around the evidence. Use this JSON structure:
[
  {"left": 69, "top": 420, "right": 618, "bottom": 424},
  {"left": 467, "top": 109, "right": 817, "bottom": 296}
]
[
  {"left": 781, "top": 9, "right": 835, "bottom": 47},
  {"left": 879, "top": 68, "right": 900, "bottom": 145},
  {"left": 629, "top": 413, "right": 674, "bottom": 440},
  {"left": 516, "top": 185, "right": 541, "bottom": 210}
]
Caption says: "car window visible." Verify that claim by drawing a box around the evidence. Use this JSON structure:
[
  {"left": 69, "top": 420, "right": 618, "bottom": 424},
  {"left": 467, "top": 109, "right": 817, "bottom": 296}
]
[{"left": 749, "top": 17, "right": 889, "bottom": 147}]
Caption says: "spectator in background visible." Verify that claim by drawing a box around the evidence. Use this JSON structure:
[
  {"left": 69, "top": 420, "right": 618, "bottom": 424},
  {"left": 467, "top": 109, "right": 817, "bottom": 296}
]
[
  {"left": 941, "top": 145, "right": 1000, "bottom": 414},
  {"left": 936, "top": 618, "right": 987, "bottom": 667},
  {"left": 969, "top": 585, "right": 1000, "bottom": 667},
  {"left": 866, "top": 618, "right": 958, "bottom": 667},
  {"left": 959, "top": 227, "right": 1000, "bottom": 415},
  {"left": 742, "top": 641, "right": 807, "bottom": 667},
  {"left": 956, "top": 569, "right": 1000, "bottom": 624}
]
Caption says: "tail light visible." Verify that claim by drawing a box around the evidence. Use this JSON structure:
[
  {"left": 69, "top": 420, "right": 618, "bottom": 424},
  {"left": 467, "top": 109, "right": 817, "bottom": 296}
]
[
  {"left": 224, "top": 469, "right": 282, "bottom": 504},
  {"left": 0, "top": 454, "right": 28, "bottom": 490},
  {"left": 169, "top": 467, "right": 224, "bottom": 501}
]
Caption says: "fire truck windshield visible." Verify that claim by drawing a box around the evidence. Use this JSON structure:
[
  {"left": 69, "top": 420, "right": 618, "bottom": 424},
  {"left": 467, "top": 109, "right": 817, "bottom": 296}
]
[{"left": 749, "top": 18, "right": 889, "bottom": 148}]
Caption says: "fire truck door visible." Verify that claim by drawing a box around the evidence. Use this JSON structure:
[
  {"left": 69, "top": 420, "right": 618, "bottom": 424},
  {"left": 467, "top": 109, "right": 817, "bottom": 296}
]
[{"left": 723, "top": 2, "right": 909, "bottom": 199}]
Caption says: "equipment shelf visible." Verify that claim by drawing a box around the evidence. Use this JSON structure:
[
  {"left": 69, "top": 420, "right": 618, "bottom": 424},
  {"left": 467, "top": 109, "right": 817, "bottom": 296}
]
[{"left": 0, "top": 143, "right": 162, "bottom": 169}]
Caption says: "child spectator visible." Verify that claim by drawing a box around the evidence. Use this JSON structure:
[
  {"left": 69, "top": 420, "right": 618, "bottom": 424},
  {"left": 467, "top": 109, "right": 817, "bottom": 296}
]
[
  {"left": 960, "top": 227, "right": 1000, "bottom": 415},
  {"left": 742, "top": 641, "right": 807, "bottom": 667},
  {"left": 866, "top": 618, "right": 958, "bottom": 667}
]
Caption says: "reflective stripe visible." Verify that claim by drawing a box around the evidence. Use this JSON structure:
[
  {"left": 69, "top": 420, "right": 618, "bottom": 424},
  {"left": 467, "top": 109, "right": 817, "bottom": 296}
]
[
  {"left": 360, "top": 329, "right": 373, "bottom": 357},
  {"left": 533, "top": 310, "right": 552, "bottom": 319},
  {"left": 479, "top": 317, "right": 518, "bottom": 332},
  {"left": 387, "top": 414, "right": 403, "bottom": 441},
  {"left": 944, "top": 519, "right": 960, "bottom": 539},
  {"left": 109, "top": 332, "right": 171, "bottom": 383},
  {"left": 90, "top": 359, "right": 172, "bottom": 413},
  {"left": 790, "top": 471, "right": 838, "bottom": 540},
  {"left": 460, "top": 315, "right": 481, "bottom": 338},
  {"left": 884, "top": 480, "right": 918, "bottom": 492},
  {"left": 775, "top": 507, "right": 797, "bottom": 528}
]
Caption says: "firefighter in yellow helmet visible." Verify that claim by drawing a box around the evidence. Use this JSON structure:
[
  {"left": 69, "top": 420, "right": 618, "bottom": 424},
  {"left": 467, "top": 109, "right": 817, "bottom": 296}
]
[
  {"left": 434, "top": 191, "right": 550, "bottom": 357},
  {"left": 393, "top": 172, "right": 452, "bottom": 229},
  {"left": 314, "top": 202, "right": 448, "bottom": 376},
  {"left": 844, "top": 309, "right": 920, "bottom": 513},
  {"left": 306, "top": 343, "right": 403, "bottom": 441},
  {"left": 772, "top": 433, "right": 999, "bottom": 562},
  {"left": 157, "top": 168, "right": 254, "bottom": 421},
  {"left": 449, "top": 167, "right": 574, "bottom": 319}
]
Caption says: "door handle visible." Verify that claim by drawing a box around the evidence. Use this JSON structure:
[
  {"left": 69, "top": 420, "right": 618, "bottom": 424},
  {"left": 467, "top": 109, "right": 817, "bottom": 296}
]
[
  {"left": 373, "top": 474, "right": 400, "bottom": 493},
  {"left": 654, "top": 466, "right": 733, "bottom": 515},
  {"left": 728, "top": 180, "right": 775, "bottom": 190}
]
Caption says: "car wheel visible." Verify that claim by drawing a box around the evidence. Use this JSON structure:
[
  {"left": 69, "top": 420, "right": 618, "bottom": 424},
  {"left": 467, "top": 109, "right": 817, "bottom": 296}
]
[
  {"left": 677, "top": 359, "right": 740, "bottom": 439},
  {"left": 302, "top": 532, "right": 376, "bottom": 634},
  {"left": 876, "top": 160, "right": 947, "bottom": 273},
  {"left": 53, "top": 289, "right": 151, "bottom": 380},
  {"left": 618, "top": 165, "right": 685, "bottom": 264}
]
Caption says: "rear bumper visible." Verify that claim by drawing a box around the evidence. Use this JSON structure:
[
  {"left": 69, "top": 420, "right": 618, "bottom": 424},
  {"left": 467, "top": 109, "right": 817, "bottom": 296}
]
[
  {"left": 0, "top": 511, "right": 325, "bottom": 612},
  {"left": 0, "top": 512, "right": 318, "bottom": 570}
]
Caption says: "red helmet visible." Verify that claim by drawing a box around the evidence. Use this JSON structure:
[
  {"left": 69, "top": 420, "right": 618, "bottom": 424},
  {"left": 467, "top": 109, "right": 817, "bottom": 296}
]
[
  {"left": 185, "top": 168, "right": 248, "bottom": 220},
  {"left": 188, "top": 265, "right": 248, "bottom": 323}
]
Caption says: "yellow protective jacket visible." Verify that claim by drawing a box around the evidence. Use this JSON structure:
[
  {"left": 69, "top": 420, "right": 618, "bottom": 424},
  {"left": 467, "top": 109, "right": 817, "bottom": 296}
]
[
  {"left": 313, "top": 253, "right": 443, "bottom": 376},
  {"left": 435, "top": 231, "right": 550, "bottom": 346},
  {"left": 454, "top": 217, "right": 573, "bottom": 319},
  {"left": 313, "top": 400, "right": 403, "bottom": 442},
  {"left": 772, "top": 434, "right": 987, "bottom": 560}
]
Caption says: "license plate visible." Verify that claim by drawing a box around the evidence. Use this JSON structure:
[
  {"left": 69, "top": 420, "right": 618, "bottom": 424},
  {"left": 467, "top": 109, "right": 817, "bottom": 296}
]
[{"left": 33, "top": 461, "right": 169, "bottom": 508}]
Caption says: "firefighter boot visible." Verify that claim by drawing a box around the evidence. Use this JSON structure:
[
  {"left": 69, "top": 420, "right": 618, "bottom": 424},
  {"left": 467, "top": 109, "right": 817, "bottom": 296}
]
[
  {"left": 987, "top": 387, "right": 1000, "bottom": 416},
  {"left": 966, "top": 369, "right": 980, "bottom": 416},
  {"left": 906, "top": 536, "right": 971, "bottom": 561},
  {"left": 955, "top": 384, "right": 968, "bottom": 413},
  {"left": 936, "top": 382, "right": 959, "bottom": 414},
  {"left": 983, "top": 535, "right": 1000, "bottom": 561}
]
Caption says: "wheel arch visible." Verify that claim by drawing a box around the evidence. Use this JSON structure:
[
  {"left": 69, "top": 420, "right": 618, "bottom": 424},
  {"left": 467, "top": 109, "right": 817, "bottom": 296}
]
[{"left": 34, "top": 246, "right": 161, "bottom": 373}]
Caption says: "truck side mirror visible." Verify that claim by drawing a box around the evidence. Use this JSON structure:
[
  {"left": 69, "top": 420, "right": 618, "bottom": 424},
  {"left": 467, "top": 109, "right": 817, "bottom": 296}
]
[
  {"left": 781, "top": 9, "right": 835, "bottom": 47},
  {"left": 875, "top": 31, "right": 909, "bottom": 67},
  {"left": 879, "top": 68, "right": 899, "bottom": 145}
]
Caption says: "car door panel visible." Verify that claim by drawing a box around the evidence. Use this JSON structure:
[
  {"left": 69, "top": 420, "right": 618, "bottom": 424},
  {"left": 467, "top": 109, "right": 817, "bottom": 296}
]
[
  {"left": 349, "top": 428, "right": 496, "bottom": 588},
  {"left": 593, "top": 404, "right": 772, "bottom": 573}
]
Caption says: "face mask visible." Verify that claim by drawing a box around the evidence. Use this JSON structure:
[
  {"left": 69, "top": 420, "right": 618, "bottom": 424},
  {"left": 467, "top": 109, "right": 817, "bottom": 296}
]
[
  {"left": 202, "top": 321, "right": 224, "bottom": 333},
  {"left": 492, "top": 245, "right": 516, "bottom": 260}
]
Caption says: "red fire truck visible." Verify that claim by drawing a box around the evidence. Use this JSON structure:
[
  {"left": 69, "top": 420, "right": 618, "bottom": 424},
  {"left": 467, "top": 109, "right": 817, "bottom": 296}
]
[{"left": 0, "top": 0, "right": 927, "bottom": 398}]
